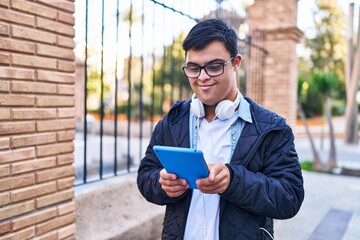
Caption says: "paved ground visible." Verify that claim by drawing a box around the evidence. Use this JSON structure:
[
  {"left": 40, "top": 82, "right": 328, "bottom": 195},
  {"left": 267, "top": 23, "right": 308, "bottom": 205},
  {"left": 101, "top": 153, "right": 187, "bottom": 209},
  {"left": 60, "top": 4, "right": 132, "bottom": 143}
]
[{"left": 274, "top": 171, "right": 360, "bottom": 240}]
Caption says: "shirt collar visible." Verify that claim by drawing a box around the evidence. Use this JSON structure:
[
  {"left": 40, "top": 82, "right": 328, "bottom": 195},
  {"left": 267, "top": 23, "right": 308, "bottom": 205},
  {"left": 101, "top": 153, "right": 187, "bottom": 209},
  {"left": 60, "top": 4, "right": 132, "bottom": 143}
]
[{"left": 236, "top": 92, "right": 253, "bottom": 123}]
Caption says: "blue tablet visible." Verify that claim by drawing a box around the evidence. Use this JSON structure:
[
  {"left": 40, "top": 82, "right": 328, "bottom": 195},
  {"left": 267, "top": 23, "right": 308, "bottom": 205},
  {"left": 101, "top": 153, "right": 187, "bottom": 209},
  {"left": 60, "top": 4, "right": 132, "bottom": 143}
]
[{"left": 153, "top": 145, "right": 209, "bottom": 189}]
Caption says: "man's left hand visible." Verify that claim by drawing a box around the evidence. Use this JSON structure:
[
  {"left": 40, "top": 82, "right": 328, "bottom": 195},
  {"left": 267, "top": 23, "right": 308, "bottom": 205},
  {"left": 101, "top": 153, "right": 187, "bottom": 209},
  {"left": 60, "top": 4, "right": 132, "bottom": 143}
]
[{"left": 196, "top": 163, "right": 230, "bottom": 194}]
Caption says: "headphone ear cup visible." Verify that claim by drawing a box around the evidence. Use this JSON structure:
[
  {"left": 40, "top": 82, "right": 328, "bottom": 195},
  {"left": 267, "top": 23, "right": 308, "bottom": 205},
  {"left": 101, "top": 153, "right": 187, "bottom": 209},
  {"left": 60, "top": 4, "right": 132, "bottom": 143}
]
[
  {"left": 215, "top": 100, "right": 235, "bottom": 120},
  {"left": 191, "top": 95, "right": 205, "bottom": 118}
]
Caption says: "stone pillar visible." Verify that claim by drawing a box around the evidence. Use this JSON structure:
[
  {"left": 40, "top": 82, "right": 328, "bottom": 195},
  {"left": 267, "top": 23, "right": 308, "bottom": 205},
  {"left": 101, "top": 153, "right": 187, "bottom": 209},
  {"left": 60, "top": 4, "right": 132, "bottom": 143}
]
[{"left": 246, "top": 0, "right": 303, "bottom": 127}]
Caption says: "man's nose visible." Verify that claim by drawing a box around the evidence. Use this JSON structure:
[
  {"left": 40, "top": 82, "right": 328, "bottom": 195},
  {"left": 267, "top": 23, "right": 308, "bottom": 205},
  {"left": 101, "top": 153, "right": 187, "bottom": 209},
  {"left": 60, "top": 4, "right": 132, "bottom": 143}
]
[{"left": 198, "top": 68, "right": 210, "bottom": 80}]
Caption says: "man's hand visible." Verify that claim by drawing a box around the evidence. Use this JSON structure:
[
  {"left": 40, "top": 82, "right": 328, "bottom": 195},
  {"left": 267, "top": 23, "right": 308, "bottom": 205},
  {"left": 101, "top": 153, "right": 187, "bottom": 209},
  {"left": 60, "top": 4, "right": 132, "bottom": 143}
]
[
  {"left": 196, "top": 163, "right": 230, "bottom": 194},
  {"left": 159, "top": 169, "right": 189, "bottom": 198}
]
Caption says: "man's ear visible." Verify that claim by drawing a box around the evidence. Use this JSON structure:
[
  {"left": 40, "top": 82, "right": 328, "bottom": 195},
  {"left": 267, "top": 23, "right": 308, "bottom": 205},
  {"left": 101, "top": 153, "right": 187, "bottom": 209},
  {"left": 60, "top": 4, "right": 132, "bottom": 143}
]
[{"left": 233, "top": 54, "right": 242, "bottom": 70}]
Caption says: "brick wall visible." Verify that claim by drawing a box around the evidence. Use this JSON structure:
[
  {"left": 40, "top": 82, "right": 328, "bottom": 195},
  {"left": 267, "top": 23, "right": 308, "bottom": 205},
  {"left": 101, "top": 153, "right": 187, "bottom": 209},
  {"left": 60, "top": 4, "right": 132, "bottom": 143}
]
[
  {"left": 247, "top": 0, "right": 302, "bottom": 127},
  {"left": 0, "top": 0, "right": 76, "bottom": 239}
]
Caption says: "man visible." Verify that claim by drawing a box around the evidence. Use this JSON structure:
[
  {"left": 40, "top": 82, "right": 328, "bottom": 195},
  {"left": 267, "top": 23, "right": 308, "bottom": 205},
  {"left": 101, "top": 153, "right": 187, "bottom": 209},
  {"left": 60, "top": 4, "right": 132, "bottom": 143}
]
[{"left": 137, "top": 18, "right": 304, "bottom": 239}]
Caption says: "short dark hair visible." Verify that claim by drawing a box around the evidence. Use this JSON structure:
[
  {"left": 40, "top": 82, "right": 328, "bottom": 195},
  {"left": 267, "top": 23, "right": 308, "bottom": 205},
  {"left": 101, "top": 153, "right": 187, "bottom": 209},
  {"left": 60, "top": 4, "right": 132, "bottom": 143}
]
[{"left": 182, "top": 18, "right": 238, "bottom": 58}]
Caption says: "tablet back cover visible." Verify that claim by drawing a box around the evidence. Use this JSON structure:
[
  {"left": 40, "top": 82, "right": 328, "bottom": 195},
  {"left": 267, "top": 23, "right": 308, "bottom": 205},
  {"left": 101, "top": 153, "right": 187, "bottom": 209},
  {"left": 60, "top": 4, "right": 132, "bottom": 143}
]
[{"left": 153, "top": 145, "right": 209, "bottom": 189}]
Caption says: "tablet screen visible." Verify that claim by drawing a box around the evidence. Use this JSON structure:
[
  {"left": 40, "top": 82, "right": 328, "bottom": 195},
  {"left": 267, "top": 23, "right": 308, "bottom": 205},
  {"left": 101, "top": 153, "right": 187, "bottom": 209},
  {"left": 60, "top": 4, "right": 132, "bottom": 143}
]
[{"left": 153, "top": 145, "right": 209, "bottom": 189}]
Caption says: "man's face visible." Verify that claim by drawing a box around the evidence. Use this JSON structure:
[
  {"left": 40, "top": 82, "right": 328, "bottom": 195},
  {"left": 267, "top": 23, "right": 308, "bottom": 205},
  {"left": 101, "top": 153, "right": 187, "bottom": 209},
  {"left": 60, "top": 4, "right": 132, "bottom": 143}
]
[{"left": 185, "top": 40, "right": 241, "bottom": 108}]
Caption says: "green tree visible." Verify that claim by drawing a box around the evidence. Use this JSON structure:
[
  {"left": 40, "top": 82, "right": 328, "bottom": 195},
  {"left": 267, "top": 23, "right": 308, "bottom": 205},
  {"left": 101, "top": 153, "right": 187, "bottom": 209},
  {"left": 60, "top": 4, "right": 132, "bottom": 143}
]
[
  {"left": 312, "top": 71, "right": 339, "bottom": 170},
  {"left": 298, "top": 74, "right": 322, "bottom": 171},
  {"left": 307, "top": 0, "right": 346, "bottom": 79}
]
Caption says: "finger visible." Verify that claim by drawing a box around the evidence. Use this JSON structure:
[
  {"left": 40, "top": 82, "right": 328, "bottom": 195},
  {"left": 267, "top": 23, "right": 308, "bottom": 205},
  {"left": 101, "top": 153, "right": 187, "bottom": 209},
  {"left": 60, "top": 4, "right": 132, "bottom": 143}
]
[
  {"left": 161, "top": 183, "right": 189, "bottom": 198},
  {"left": 208, "top": 164, "right": 224, "bottom": 181},
  {"left": 159, "top": 169, "right": 177, "bottom": 181}
]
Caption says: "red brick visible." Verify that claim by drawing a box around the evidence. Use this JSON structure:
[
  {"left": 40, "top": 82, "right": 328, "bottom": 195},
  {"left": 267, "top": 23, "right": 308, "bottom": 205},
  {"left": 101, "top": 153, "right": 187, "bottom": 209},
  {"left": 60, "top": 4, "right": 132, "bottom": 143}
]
[
  {"left": 57, "top": 11, "right": 75, "bottom": 25},
  {"left": 0, "top": 200, "right": 34, "bottom": 221},
  {"left": 0, "top": 137, "right": 9, "bottom": 150},
  {"left": 0, "top": 0, "right": 9, "bottom": 7},
  {"left": 36, "top": 43, "right": 74, "bottom": 60},
  {"left": 0, "top": 221, "right": 11, "bottom": 235},
  {"left": 35, "top": 190, "right": 74, "bottom": 209},
  {"left": 57, "top": 35, "right": 74, "bottom": 48},
  {"left": 0, "top": 67, "right": 35, "bottom": 80},
  {"left": 0, "top": 227, "right": 35, "bottom": 240},
  {"left": 36, "top": 96, "right": 74, "bottom": 107},
  {"left": 11, "top": 55, "right": 57, "bottom": 70},
  {"left": 0, "top": 192, "right": 10, "bottom": 206},
  {"left": 33, "top": 231, "right": 57, "bottom": 240},
  {"left": 12, "top": 207, "right": 57, "bottom": 231},
  {"left": 57, "top": 130, "right": 74, "bottom": 142},
  {"left": 36, "top": 212, "right": 75, "bottom": 235},
  {"left": 11, "top": 181, "right": 57, "bottom": 202},
  {"left": 0, "top": 174, "right": 35, "bottom": 192},
  {"left": 34, "top": 0, "right": 75, "bottom": 13},
  {"left": 11, "top": 157, "right": 57, "bottom": 175},
  {"left": 0, "top": 37, "right": 35, "bottom": 54},
  {"left": 57, "top": 153, "right": 73, "bottom": 165},
  {"left": 12, "top": 108, "right": 57, "bottom": 120},
  {"left": 0, "top": 147, "right": 35, "bottom": 164},
  {"left": 57, "top": 177, "right": 74, "bottom": 191},
  {"left": 57, "top": 108, "right": 75, "bottom": 118},
  {"left": 0, "top": 164, "right": 10, "bottom": 177},
  {"left": 11, "top": 81, "right": 57, "bottom": 94},
  {"left": 37, "top": 119, "right": 75, "bottom": 132},
  {"left": 37, "top": 70, "right": 74, "bottom": 84},
  {"left": 0, "top": 23, "right": 9, "bottom": 36},
  {"left": 0, "top": 53, "right": 10, "bottom": 65},
  {"left": 36, "top": 165, "right": 74, "bottom": 183},
  {"left": 0, "top": 122, "right": 36, "bottom": 136},
  {"left": 57, "top": 60, "right": 75, "bottom": 73},
  {"left": 11, "top": 0, "right": 57, "bottom": 19},
  {"left": 0, "top": 80, "right": 9, "bottom": 92},
  {"left": 0, "top": 109, "right": 10, "bottom": 120},
  {"left": 11, "top": 25, "right": 57, "bottom": 44},
  {"left": 0, "top": 95, "right": 35, "bottom": 107},
  {"left": 57, "top": 223, "right": 76, "bottom": 239},
  {"left": 57, "top": 201, "right": 75, "bottom": 216},
  {"left": 11, "top": 132, "right": 57, "bottom": 148},
  {"left": 0, "top": 8, "right": 34, "bottom": 27},
  {"left": 35, "top": 142, "right": 74, "bottom": 158},
  {"left": 57, "top": 84, "right": 74, "bottom": 95},
  {"left": 36, "top": 17, "right": 74, "bottom": 37}
]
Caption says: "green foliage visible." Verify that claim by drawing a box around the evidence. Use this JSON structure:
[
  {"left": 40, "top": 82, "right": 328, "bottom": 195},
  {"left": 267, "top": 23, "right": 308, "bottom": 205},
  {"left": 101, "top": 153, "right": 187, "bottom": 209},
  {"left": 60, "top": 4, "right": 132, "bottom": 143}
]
[
  {"left": 87, "top": 71, "right": 111, "bottom": 97},
  {"left": 307, "top": 0, "right": 346, "bottom": 79},
  {"left": 298, "top": 0, "right": 347, "bottom": 118},
  {"left": 300, "top": 161, "right": 313, "bottom": 171},
  {"left": 298, "top": 73, "right": 324, "bottom": 117}
]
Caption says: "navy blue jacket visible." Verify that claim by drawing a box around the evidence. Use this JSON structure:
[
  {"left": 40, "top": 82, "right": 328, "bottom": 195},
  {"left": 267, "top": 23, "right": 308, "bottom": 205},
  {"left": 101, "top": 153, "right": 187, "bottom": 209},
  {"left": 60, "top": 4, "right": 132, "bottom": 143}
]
[{"left": 137, "top": 98, "right": 304, "bottom": 239}]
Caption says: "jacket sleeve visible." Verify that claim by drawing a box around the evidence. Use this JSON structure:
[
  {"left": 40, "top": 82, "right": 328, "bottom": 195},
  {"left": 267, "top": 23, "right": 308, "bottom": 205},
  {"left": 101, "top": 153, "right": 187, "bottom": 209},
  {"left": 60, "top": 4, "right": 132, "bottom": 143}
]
[
  {"left": 137, "top": 116, "right": 189, "bottom": 206},
  {"left": 221, "top": 126, "right": 304, "bottom": 219}
]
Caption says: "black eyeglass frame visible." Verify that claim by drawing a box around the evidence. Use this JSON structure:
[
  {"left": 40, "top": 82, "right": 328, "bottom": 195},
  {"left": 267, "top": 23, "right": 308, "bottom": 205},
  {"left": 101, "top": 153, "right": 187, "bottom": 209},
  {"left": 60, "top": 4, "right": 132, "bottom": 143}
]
[{"left": 181, "top": 57, "right": 234, "bottom": 78}]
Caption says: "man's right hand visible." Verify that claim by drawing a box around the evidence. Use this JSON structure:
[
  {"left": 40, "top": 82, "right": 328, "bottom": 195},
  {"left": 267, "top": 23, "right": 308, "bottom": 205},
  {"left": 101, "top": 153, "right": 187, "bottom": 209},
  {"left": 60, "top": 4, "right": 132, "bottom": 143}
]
[{"left": 159, "top": 169, "right": 189, "bottom": 198}]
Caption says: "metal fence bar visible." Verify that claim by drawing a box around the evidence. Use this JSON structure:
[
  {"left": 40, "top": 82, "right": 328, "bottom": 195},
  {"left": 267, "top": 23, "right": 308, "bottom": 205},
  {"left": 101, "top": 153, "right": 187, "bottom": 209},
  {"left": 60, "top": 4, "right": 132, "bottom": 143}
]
[
  {"left": 139, "top": 0, "right": 145, "bottom": 165},
  {"left": 114, "top": 0, "right": 120, "bottom": 176},
  {"left": 126, "top": 0, "right": 133, "bottom": 172},
  {"left": 99, "top": 0, "right": 105, "bottom": 180},
  {"left": 83, "top": 0, "right": 89, "bottom": 184}
]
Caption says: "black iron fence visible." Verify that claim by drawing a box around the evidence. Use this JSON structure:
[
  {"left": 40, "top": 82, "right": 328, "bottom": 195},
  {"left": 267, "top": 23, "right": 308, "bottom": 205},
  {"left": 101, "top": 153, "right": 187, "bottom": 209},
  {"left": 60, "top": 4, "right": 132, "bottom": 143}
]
[{"left": 74, "top": 0, "right": 252, "bottom": 185}]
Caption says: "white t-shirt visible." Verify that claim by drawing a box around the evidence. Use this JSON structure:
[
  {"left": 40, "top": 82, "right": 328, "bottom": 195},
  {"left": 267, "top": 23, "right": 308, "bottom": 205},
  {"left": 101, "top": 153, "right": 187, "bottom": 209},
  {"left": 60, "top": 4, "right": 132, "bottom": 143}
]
[{"left": 183, "top": 113, "right": 238, "bottom": 240}]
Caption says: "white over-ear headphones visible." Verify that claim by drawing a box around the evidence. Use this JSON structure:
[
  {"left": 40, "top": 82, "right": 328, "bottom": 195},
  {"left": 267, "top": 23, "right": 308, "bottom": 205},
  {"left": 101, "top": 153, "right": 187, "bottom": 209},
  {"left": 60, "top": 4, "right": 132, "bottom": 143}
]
[{"left": 191, "top": 89, "right": 241, "bottom": 120}]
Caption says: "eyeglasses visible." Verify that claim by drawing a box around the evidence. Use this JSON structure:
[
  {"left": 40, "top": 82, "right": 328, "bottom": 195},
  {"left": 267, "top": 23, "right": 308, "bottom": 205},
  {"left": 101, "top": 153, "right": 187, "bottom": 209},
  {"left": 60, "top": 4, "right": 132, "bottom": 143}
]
[{"left": 182, "top": 57, "right": 234, "bottom": 78}]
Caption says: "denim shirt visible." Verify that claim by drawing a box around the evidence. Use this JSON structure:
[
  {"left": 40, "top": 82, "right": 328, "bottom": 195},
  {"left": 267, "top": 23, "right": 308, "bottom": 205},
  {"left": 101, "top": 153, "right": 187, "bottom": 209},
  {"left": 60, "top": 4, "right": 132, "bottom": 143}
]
[{"left": 189, "top": 93, "right": 253, "bottom": 160}]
